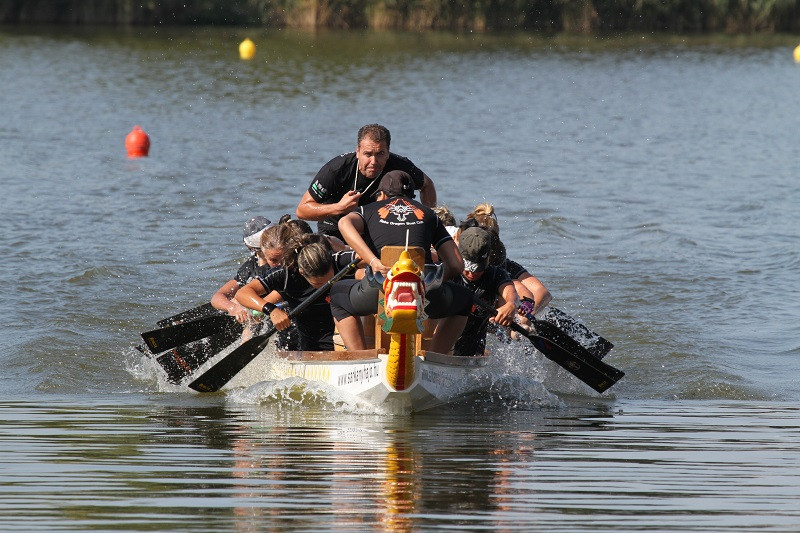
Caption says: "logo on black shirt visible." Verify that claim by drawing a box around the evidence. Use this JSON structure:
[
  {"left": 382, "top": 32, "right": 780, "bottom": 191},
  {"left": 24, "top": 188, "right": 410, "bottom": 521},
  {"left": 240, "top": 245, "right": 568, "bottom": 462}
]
[
  {"left": 311, "top": 180, "right": 328, "bottom": 198},
  {"left": 378, "top": 198, "right": 424, "bottom": 223}
]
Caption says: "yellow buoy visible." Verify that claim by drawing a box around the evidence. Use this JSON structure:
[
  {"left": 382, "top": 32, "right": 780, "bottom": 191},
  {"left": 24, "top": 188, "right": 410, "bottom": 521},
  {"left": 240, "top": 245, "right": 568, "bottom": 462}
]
[{"left": 239, "top": 38, "right": 256, "bottom": 60}]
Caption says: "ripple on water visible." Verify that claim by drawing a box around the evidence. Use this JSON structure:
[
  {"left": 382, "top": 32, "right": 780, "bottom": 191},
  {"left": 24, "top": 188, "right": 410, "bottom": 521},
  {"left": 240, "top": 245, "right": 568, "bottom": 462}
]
[{"left": 66, "top": 264, "right": 141, "bottom": 284}]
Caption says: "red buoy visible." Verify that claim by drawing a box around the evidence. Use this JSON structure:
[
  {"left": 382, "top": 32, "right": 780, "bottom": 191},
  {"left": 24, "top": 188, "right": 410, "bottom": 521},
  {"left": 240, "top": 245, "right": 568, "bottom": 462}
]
[{"left": 125, "top": 125, "right": 150, "bottom": 158}]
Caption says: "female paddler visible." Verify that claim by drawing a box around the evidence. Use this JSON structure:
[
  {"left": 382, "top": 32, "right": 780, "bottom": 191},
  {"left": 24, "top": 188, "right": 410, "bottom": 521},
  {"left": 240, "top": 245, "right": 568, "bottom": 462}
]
[
  {"left": 210, "top": 216, "right": 274, "bottom": 323},
  {"left": 235, "top": 233, "right": 360, "bottom": 351}
]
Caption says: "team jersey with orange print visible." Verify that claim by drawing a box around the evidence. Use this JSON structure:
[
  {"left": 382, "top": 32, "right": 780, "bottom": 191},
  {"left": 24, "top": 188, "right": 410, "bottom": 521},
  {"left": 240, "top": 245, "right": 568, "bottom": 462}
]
[
  {"left": 356, "top": 196, "right": 451, "bottom": 264},
  {"left": 376, "top": 198, "right": 426, "bottom": 223}
]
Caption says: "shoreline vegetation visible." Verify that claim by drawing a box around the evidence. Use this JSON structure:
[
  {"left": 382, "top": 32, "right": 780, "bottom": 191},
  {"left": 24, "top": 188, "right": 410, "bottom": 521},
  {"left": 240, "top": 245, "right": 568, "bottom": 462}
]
[{"left": 2, "top": 0, "right": 800, "bottom": 33}]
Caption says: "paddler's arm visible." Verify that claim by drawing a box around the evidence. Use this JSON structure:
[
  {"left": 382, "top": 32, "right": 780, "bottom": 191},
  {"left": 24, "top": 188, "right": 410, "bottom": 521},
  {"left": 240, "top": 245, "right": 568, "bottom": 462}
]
[
  {"left": 491, "top": 281, "right": 520, "bottom": 327},
  {"left": 234, "top": 279, "right": 268, "bottom": 310},
  {"left": 435, "top": 240, "right": 465, "bottom": 281},
  {"left": 295, "top": 190, "right": 362, "bottom": 221},
  {"left": 210, "top": 279, "right": 250, "bottom": 323},
  {"left": 419, "top": 173, "right": 437, "bottom": 208},
  {"left": 234, "top": 283, "right": 291, "bottom": 331},
  {"left": 338, "top": 212, "right": 387, "bottom": 275},
  {"left": 516, "top": 272, "right": 552, "bottom": 315}
]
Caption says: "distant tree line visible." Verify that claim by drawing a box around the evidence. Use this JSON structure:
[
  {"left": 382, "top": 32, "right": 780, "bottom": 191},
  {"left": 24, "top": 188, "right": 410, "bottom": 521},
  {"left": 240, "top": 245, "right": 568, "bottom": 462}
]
[{"left": 2, "top": 0, "right": 800, "bottom": 33}]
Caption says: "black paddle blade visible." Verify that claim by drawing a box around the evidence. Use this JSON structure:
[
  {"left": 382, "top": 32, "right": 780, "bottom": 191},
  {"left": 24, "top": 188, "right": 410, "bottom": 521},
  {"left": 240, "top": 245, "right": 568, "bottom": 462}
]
[
  {"left": 141, "top": 315, "right": 232, "bottom": 353},
  {"left": 541, "top": 307, "right": 614, "bottom": 359},
  {"left": 155, "top": 323, "right": 245, "bottom": 384},
  {"left": 512, "top": 322, "right": 624, "bottom": 393},
  {"left": 156, "top": 303, "right": 220, "bottom": 328},
  {"left": 187, "top": 328, "right": 276, "bottom": 392}
]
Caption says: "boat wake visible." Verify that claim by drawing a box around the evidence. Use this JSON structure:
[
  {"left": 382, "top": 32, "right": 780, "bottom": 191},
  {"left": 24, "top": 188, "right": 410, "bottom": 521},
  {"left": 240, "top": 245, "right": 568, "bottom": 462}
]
[{"left": 229, "top": 377, "right": 391, "bottom": 415}]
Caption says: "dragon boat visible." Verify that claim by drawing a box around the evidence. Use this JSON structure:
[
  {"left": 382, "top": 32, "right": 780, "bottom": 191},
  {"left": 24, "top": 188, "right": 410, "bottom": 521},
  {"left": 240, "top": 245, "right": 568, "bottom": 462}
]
[
  {"left": 154, "top": 246, "right": 623, "bottom": 407},
  {"left": 201, "top": 246, "right": 494, "bottom": 413}
]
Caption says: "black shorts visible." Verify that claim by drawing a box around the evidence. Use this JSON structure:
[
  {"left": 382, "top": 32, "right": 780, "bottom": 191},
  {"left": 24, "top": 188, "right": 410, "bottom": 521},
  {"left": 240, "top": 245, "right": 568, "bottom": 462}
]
[
  {"left": 329, "top": 277, "right": 473, "bottom": 321},
  {"left": 317, "top": 221, "right": 343, "bottom": 241}
]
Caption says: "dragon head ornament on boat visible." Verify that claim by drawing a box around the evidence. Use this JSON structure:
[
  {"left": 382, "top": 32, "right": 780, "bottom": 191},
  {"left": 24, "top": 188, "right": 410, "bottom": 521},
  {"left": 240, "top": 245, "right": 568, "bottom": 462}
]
[{"left": 380, "top": 250, "right": 427, "bottom": 334}]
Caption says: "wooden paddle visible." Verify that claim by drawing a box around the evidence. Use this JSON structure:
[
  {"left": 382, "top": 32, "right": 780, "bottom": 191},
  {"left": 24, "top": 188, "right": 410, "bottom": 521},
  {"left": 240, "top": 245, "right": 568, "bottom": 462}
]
[
  {"left": 141, "top": 314, "right": 235, "bottom": 354},
  {"left": 188, "top": 259, "right": 360, "bottom": 392},
  {"left": 473, "top": 298, "right": 624, "bottom": 393}
]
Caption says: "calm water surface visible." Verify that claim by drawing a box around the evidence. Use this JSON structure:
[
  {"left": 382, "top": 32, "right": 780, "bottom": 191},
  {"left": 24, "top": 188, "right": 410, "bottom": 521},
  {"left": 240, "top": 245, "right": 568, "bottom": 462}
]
[{"left": 1, "top": 26, "right": 799, "bottom": 531}]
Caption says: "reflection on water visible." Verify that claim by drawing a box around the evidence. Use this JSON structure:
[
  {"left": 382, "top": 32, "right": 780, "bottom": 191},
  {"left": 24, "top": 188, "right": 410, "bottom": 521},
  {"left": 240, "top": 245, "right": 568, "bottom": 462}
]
[{"left": 1, "top": 398, "right": 798, "bottom": 532}]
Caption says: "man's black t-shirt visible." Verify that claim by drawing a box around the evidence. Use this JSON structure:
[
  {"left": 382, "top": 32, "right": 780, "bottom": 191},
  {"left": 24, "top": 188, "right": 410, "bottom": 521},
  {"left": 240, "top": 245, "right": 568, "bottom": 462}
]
[
  {"left": 356, "top": 196, "right": 451, "bottom": 264},
  {"left": 453, "top": 266, "right": 513, "bottom": 357},
  {"left": 308, "top": 152, "right": 425, "bottom": 236}
]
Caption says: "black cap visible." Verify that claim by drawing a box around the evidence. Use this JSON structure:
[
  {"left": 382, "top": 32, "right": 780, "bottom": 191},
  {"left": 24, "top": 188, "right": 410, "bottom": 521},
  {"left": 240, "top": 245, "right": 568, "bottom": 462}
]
[
  {"left": 459, "top": 227, "right": 491, "bottom": 272},
  {"left": 377, "top": 170, "right": 415, "bottom": 199}
]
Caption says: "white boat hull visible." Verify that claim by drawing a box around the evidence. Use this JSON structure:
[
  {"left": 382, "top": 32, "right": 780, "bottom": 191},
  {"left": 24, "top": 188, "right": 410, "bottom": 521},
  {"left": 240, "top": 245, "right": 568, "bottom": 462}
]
[{"left": 219, "top": 344, "right": 491, "bottom": 413}]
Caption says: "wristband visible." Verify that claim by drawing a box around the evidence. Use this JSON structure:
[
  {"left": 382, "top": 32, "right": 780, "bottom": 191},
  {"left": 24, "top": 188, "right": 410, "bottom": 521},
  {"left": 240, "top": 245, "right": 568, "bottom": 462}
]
[
  {"left": 262, "top": 302, "right": 277, "bottom": 314},
  {"left": 369, "top": 257, "right": 379, "bottom": 268},
  {"left": 518, "top": 298, "right": 535, "bottom": 319}
]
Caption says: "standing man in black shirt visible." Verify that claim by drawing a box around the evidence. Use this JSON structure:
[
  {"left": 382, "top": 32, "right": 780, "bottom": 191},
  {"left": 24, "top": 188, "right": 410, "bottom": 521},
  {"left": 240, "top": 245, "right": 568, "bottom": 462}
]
[{"left": 295, "top": 124, "right": 437, "bottom": 239}]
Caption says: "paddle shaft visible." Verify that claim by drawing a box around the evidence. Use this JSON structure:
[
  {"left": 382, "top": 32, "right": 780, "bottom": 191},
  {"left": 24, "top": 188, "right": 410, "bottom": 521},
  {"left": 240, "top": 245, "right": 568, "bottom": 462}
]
[{"left": 188, "top": 259, "right": 360, "bottom": 392}]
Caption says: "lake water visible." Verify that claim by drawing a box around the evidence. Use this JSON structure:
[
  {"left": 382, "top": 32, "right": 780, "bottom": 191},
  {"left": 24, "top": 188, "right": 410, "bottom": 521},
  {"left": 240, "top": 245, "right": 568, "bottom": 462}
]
[{"left": 1, "top": 26, "right": 799, "bottom": 531}]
